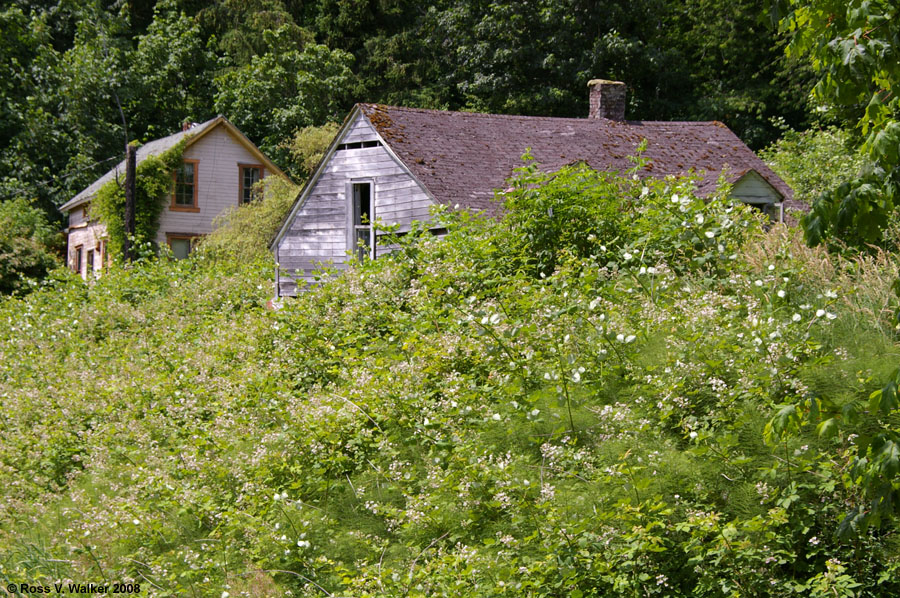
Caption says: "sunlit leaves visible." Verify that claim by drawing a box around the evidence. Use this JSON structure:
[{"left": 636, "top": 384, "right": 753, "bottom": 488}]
[
  {"left": 213, "top": 26, "right": 356, "bottom": 167},
  {"left": 781, "top": 0, "right": 900, "bottom": 247}
]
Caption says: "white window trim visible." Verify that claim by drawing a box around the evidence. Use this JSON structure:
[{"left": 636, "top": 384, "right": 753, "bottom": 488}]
[{"left": 347, "top": 179, "right": 375, "bottom": 260}]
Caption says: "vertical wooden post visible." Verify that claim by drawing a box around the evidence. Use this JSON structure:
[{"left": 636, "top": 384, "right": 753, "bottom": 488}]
[{"left": 123, "top": 143, "right": 136, "bottom": 262}]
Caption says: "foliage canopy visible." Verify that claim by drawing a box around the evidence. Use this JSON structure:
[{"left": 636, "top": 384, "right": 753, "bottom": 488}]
[{"left": 776, "top": 0, "right": 900, "bottom": 247}]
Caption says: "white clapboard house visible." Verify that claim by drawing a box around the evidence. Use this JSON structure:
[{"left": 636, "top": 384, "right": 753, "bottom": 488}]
[{"left": 61, "top": 116, "right": 287, "bottom": 277}]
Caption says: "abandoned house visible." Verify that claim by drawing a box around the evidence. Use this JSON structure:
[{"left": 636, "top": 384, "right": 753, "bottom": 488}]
[
  {"left": 271, "top": 80, "right": 797, "bottom": 297},
  {"left": 61, "top": 116, "right": 287, "bottom": 278}
]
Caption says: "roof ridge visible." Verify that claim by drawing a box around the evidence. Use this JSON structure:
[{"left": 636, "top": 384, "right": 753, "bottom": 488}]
[{"left": 360, "top": 103, "right": 728, "bottom": 127}]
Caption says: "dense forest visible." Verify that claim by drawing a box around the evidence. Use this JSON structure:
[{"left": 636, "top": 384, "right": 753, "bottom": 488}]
[
  {"left": 2, "top": 0, "right": 900, "bottom": 596},
  {"left": 2, "top": 0, "right": 817, "bottom": 215}
]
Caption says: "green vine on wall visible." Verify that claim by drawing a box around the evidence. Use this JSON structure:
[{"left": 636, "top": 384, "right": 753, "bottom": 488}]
[{"left": 90, "top": 140, "right": 186, "bottom": 260}]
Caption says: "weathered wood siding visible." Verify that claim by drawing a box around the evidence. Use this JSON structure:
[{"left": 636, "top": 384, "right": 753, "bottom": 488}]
[
  {"left": 67, "top": 221, "right": 106, "bottom": 278},
  {"left": 275, "top": 114, "right": 434, "bottom": 295},
  {"left": 156, "top": 125, "right": 268, "bottom": 243},
  {"left": 732, "top": 171, "right": 779, "bottom": 204}
]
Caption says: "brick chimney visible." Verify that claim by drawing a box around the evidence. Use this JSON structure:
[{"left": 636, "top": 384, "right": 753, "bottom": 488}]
[{"left": 588, "top": 79, "right": 626, "bottom": 121}]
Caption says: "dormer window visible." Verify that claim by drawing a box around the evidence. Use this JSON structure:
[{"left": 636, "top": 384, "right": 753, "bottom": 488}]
[
  {"left": 172, "top": 160, "right": 199, "bottom": 212},
  {"left": 351, "top": 181, "right": 374, "bottom": 260}
]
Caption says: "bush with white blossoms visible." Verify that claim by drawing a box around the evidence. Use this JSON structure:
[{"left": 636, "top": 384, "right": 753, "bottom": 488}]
[{"left": 1, "top": 163, "right": 899, "bottom": 596}]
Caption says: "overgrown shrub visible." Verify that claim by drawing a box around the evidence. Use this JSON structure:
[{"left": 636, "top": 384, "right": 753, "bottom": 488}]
[
  {"left": 761, "top": 126, "right": 866, "bottom": 208},
  {"left": 197, "top": 175, "right": 299, "bottom": 261},
  {"left": 284, "top": 121, "right": 341, "bottom": 178},
  {"left": 0, "top": 198, "right": 62, "bottom": 294},
  {"left": 1, "top": 166, "right": 899, "bottom": 596},
  {"left": 90, "top": 141, "right": 185, "bottom": 259},
  {"left": 501, "top": 153, "right": 763, "bottom": 277}
]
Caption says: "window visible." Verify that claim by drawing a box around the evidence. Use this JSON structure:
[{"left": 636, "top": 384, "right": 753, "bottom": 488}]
[
  {"left": 86, "top": 249, "right": 95, "bottom": 273},
  {"left": 73, "top": 245, "right": 83, "bottom": 274},
  {"left": 171, "top": 160, "right": 199, "bottom": 211},
  {"left": 166, "top": 233, "right": 196, "bottom": 260},
  {"left": 100, "top": 241, "right": 107, "bottom": 271},
  {"left": 239, "top": 164, "right": 263, "bottom": 204},
  {"left": 351, "top": 182, "right": 374, "bottom": 260}
]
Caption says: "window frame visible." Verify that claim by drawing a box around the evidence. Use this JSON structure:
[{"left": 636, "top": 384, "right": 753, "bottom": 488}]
[
  {"left": 238, "top": 163, "right": 265, "bottom": 205},
  {"left": 348, "top": 180, "right": 375, "bottom": 261},
  {"left": 171, "top": 159, "right": 200, "bottom": 212},
  {"left": 73, "top": 245, "right": 83, "bottom": 274}
]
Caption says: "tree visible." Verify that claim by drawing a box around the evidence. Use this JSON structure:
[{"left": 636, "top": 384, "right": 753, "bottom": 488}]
[
  {"left": 777, "top": 0, "right": 900, "bottom": 247},
  {"left": 213, "top": 25, "right": 357, "bottom": 171},
  {"left": 0, "top": 198, "right": 62, "bottom": 295},
  {"left": 129, "top": 0, "right": 216, "bottom": 138}
]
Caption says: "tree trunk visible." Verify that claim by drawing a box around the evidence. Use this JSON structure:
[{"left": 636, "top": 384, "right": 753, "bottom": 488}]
[{"left": 123, "top": 144, "right": 136, "bottom": 262}]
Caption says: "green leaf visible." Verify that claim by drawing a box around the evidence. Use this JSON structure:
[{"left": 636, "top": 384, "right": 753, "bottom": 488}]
[
  {"left": 764, "top": 404, "right": 802, "bottom": 446},
  {"left": 870, "top": 377, "right": 899, "bottom": 414},
  {"left": 836, "top": 506, "right": 869, "bottom": 540},
  {"left": 872, "top": 122, "right": 900, "bottom": 164},
  {"left": 816, "top": 418, "right": 839, "bottom": 439}
]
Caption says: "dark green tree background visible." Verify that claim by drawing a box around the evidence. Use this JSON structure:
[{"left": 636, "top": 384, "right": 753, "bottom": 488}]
[{"left": 1, "top": 0, "right": 815, "bottom": 226}]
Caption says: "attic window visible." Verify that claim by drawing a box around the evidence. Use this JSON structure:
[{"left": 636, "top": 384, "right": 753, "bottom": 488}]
[
  {"left": 351, "top": 182, "right": 374, "bottom": 260},
  {"left": 337, "top": 140, "right": 381, "bottom": 151}
]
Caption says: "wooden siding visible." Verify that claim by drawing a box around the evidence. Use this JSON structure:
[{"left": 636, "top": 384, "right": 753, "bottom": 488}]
[
  {"left": 67, "top": 222, "right": 105, "bottom": 279},
  {"left": 155, "top": 125, "right": 270, "bottom": 244},
  {"left": 276, "top": 114, "right": 434, "bottom": 295},
  {"left": 731, "top": 171, "right": 780, "bottom": 204},
  {"left": 68, "top": 206, "right": 88, "bottom": 227}
]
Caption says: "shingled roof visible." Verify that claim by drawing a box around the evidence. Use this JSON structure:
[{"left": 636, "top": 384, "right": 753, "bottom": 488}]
[{"left": 358, "top": 104, "right": 799, "bottom": 216}]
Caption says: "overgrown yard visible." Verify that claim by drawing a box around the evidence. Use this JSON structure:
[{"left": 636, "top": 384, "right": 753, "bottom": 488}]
[{"left": 2, "top": 167, "right": 899, "bottom": 596}]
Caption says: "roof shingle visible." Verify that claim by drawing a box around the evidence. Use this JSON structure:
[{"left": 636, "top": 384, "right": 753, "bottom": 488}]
[{"left": 358, "top": 104, "right": 800, "bottom": 216}]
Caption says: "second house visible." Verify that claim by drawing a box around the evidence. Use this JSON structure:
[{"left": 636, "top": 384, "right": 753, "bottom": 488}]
[{"left": 61, "top": 116, "right": 287, "bottom": 277}]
